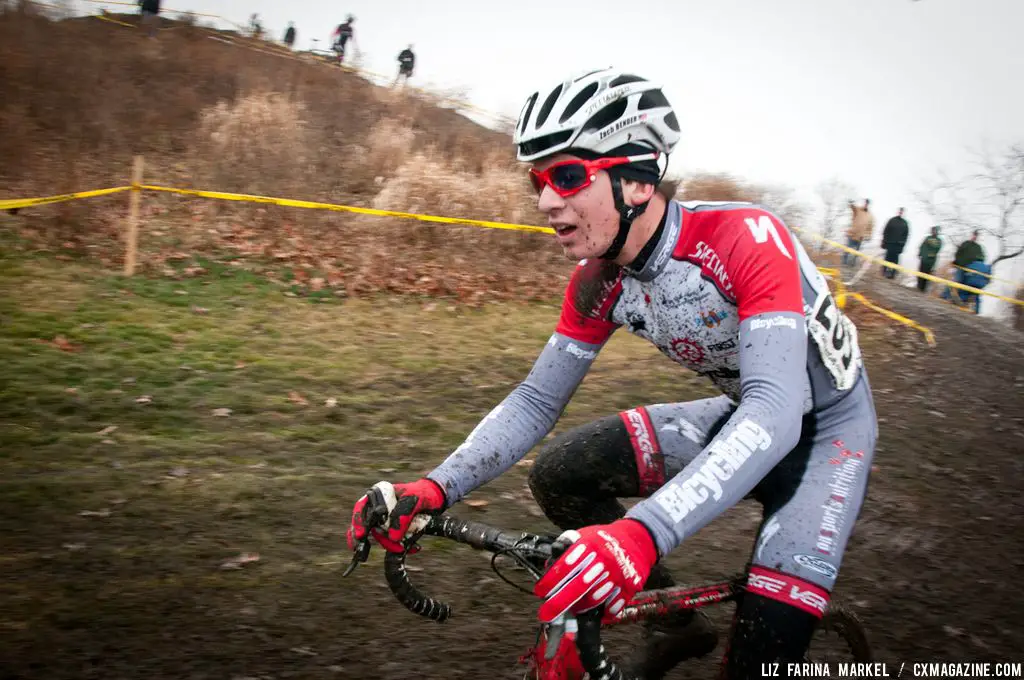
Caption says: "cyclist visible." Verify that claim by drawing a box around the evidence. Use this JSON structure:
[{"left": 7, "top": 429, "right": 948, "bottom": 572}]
[
  {"left": 347, "top": 67, "right": 877, "bottom": 679},
  {"left": 331, "top": 15, "right": 356, "bottom": 64}
]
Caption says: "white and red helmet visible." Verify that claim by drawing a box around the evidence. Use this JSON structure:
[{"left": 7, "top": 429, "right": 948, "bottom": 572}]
[{"left": 513, "top": 67, "right": 680, "bottom": 162}]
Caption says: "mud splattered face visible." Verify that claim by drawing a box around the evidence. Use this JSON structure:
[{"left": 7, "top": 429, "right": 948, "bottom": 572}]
[{"left": 531, "top": 154, "right": 620, "bottom": 261}]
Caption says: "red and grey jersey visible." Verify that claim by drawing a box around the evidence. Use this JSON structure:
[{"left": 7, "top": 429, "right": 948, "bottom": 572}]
[
  {"left": 555, "top": 200, "right": 861, "bottom": 404},
  {"left": 429, "top": 200, "right": 867, "bottom": 556}
]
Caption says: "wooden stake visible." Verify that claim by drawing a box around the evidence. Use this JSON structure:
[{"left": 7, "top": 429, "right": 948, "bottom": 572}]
[{"left": 123, "top": 155, "right": 144, "bottom": 276}]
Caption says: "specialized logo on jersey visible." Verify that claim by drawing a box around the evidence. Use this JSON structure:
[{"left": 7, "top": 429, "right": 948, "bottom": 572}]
[
  {"left": 686, "top": 241, "right": 734, "bottom": 298},
  {"left": 745, "top": 215, "right": 793, "bottom": 260}
]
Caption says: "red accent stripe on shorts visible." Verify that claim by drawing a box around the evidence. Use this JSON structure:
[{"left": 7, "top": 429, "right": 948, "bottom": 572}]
[
  {"left": 746, "top": 566, "right": 831, "bottom": 618},
  {"left": 619, "top": 407, "right": 665, "bottom": 496}
]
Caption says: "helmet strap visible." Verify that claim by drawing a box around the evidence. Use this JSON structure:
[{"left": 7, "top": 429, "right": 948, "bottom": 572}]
[{"left": 600, "top": 172, "right": 650, "bottom": 261}]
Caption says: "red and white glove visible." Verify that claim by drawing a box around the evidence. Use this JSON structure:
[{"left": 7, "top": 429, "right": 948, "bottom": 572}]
[
  {"left": 346, "top": 479, "right": 446, "bottom": 553},
  {"left": 534, "top": 518, "right": 658, "bottom": 623}
]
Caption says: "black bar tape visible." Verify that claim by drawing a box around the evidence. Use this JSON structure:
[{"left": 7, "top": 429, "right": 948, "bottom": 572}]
[{"left": 383, "top": 551, "right": 453, "bottom": 623}]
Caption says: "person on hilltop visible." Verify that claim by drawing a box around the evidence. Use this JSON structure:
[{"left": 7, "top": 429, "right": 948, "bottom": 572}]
[
  {"left": 394, "top": 44, "right": 416, "bottom": 87},
  {"left": 916, "top": 226, "right": 943, "bottom": 292},
  {"left": 332, "top": 15, "right": 356, "bottom": 65},
  {"left": 136, "top": 0, "right": 161, "bottom": 39},
  {"left": 880, "top": 207, "right": 909, "bottom": 279},
  {"left": 843, "top": 198, "right": 874, "bottom": 266},
  {"left": 347, "top": 68, "right": 877, "bottom": 679}
]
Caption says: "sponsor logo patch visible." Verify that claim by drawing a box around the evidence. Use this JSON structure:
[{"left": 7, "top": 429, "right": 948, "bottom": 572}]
[
  {"left": 654, "top": 419, "right": 771, "bottom": 522},
  {"left": 793, "top": 554, "right": 838, "bottom": 580}
]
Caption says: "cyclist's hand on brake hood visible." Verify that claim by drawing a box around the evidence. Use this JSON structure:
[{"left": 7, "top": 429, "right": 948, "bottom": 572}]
[
  {"left": 534, "top": 519, "right": 657, "bottom": 623},
  {"left": 346, "top": 479, "right": 446, "bottom": 553}
]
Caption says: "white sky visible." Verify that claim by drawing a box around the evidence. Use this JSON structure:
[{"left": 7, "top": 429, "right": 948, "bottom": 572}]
[{"left": 77, "top": 0, "right": 1024, "bottom": 312}]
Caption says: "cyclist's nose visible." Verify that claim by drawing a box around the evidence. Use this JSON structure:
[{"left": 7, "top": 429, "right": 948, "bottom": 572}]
[{"left": 537, "top": 183, "right": 566, "bottom": 214}]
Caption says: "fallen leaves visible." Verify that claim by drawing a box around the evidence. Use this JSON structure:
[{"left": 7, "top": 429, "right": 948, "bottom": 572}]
[
  {"left": 465, "top": 499, "right": 489, "bottom": 510},
  {"left": 40, "top": 335, "right": 80, "bottom": 352},
  {"left": 287, "top": 391, "right": 309, "bottom": 406},
  {"left": 220, "top": 552, "right": 260, "bottom": 570},
  {"left": 78, "top": 509, "right": 111, "bottom": 518},
  {"left": 97, "top": 425, "right": 118, "bottom": 436},
  {"left": 212, "top": 407, "right": 233, "bottom": 417},
  {"left": 324, "top": 397, "right": 338, "bottom": 407},
  {"left": 135, "top": 395, "right": 152, "bottom": 404}
]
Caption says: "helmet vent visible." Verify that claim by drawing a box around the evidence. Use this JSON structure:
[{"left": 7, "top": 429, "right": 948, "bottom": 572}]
[
  {"left": 609, "top": 74, "right": 646, "bottom": 88},
  {"left": 518, "top": 130, "right": 574, "bottom": 159},
  {"left": 535, "top": 84, "right": 564, "bottom": 129},
  {"left": 582, "top": 98, "right": 628, "bottom": 133},
  {"left": 638, "top": 90, "right": 670, "bottom": 110},
  {"left": 559, "top": 82, "right": 599, "bottom": 124},
  {"left": 519, "top": 93, "right": 538, "bottom": 135}
]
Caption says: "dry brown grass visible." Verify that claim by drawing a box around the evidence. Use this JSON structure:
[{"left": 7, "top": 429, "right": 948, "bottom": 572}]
[{"left": 0, "top": 5, "right": 567, "bottom": 298}]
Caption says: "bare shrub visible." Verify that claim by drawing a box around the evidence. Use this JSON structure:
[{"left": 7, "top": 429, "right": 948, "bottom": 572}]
[{"left": 194, "top": 91, "right": 311, "bottom": 194}]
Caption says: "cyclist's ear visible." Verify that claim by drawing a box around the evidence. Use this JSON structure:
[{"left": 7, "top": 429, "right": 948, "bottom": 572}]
[{"left": 621, "top": 178, "right": 656, "bottom": 206}]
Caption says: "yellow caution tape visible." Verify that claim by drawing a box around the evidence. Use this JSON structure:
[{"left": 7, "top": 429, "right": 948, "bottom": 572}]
[
  {"left": 815, "top": 267, "right": 847, "bottom": 308},
  {"left": 845, "top": 293, "right": 936, "bottom": 347},
  {"left": 953, "top": 263, "right": 1020, "bottom": 288},
  {"left": 92, "top": 11, "right": 136, "bottom": 28},
  {"left": 140, "top": 185, "right": 555, "bottom": 235},
  {"left": 794, "top": 227, "right": 1024, "bottom": 307},
  {"left": 0, "top": 186, "right": 131, "bottom": 211}
]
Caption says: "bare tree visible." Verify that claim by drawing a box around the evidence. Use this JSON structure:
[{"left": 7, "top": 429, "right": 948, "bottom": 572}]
[
  {"left": 815, "top": 177, "right": 857, "bottom": 247},
  {"left": 917, "top": 142, "right": 1024, "bottom": 269}
]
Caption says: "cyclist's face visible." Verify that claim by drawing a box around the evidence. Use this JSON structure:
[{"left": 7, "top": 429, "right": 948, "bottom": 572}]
[{"left": 532, "top": 154, "right": 619, "bottom": 261}]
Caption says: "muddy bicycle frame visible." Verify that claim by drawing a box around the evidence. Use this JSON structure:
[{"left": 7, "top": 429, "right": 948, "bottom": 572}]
[
  {"left": 363, "top": 513, "right": 745, "bottom": 680},
  {"left": 348, "top": 512, "right": 870, "bottom": 679}
]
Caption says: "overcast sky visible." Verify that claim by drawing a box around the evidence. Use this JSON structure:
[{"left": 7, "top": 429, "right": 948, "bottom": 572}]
[{"left": 80, "top": 0, "right": 1023, "bottom": 310}]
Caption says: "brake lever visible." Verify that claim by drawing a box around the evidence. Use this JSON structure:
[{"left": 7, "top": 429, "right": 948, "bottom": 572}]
[
  {"left": 342, "top": 486, "right": 392, "bottom": 577},
  {"left": 343, "top": 539, "right": 370, "bottom": 577}
]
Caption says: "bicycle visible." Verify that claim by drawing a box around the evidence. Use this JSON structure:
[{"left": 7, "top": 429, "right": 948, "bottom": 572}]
[{"left": 345, "top": 502, "right": 872, "bottom": 680}]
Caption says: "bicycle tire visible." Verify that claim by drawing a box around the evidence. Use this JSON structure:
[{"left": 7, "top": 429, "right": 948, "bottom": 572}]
[{"left": 809, "top": 604, "right": 872, "bottom": 663}]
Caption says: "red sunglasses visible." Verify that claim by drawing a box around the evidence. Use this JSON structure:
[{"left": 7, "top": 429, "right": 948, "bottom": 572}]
[{"left": 528, "top": 152, "right": 659, "bottom": 198}]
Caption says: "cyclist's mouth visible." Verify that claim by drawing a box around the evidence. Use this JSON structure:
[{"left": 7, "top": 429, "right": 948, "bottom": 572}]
[{"left": 553, "top": 224, "right": 578, "bottom": 239}]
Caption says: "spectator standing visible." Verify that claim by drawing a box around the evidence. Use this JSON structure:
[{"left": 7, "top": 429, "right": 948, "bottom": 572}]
[
  {"left": 249, "top": 13, "right": 263, "bottom": 39},
  {"left": 916, "top": 226, "right": 942, "bottom": 292},
  {"left": 284, "top": 22, "right": 297, "bottom": 50},
  {"left": 880, "top": 207, "right": 909, "bottom": 279},
  {"left": 844, "top": 198, "right": 874, "bottom": 266},
  {"left": 942, "top": 230, "right": 987, "bottom": 312},
  {"left": 395, "top": 44, "right": 416, "bottom": 87},
  {"left": 332, "top": 15, "right": 356, "bottom": 64},
  {"left": 137, "top": 0, "right": 160, "bottom": 39},
  {"left": 953, "top": 230, "right": 985, "bottom": 270}
]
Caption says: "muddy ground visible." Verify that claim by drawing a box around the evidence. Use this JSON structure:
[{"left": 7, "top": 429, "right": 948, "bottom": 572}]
[{"left": 2, "top": 258, "right": 1023, "bottom": 680}]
